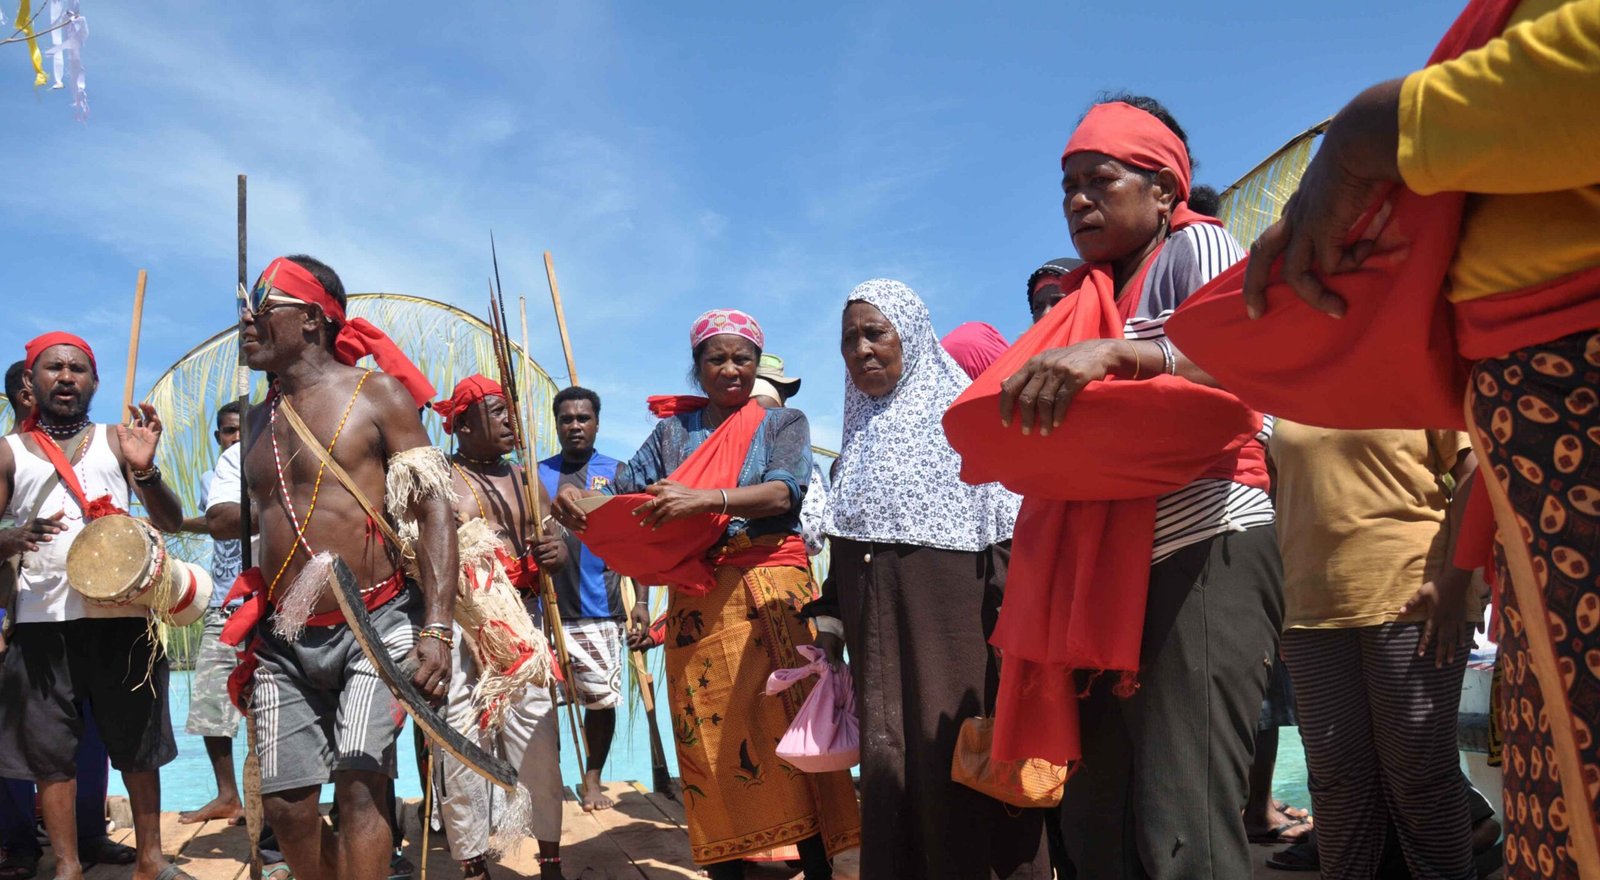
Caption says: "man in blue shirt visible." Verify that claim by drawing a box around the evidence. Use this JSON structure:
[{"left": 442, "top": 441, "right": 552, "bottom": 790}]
[{"left": 537, "top": 387, "right": 623, "bottom": 813}]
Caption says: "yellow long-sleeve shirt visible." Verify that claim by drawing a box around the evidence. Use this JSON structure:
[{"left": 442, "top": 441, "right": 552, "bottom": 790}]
[{"left": 1397, "top": 0, "right": 1600, "bottom": 302}]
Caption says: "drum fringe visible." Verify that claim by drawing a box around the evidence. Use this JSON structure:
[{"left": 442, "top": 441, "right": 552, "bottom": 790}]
[
  {"left": 386, "top": 447, "right": 453, "bottom": 550},
  {"left": 486, "top": 782, "right": 534, "bottom": 858}
]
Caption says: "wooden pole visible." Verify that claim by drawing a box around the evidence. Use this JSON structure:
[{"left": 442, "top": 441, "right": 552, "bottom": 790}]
[
  {"left": 620, "top": 576, "right": 675, "bottom": 796},
  {"left": 236, "top": 173, "right": 265, "bottom": 880},
  {"left": 543, "top": 251, "right": 579, "bottom": 386},
  {"left": 121, "top": 269, "right": 147, "bottom": 418},
  {"left": 516, "top": 294, "right": 590, "bottom": 774}
]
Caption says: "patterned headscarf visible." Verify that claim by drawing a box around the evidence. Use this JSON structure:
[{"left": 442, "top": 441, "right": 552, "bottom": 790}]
[
  {"left": 689, "top": 309, "right": 764, "bottom": 351},
  {"left": 824, "top": 279, "right": 1020, "bottom": 551}
]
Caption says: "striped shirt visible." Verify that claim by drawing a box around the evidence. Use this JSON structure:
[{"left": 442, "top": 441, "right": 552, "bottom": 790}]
[{"left": 1124, "top": 222, "right": 1275, "bottom": 562}]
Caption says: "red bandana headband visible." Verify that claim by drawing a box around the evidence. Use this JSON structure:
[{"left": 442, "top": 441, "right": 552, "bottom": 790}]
[
  {"left": 1062, "top": 101, "right": 1192, "bottom": 201},
  {"left": 24, "top": 331, "right": 96, "bottom": 372},
  {"left": 431, "top": 374, "right": 503, "bottom": 433},
  {"left": 689, "top": 308, "right": 764, "bottom": 351},
  {"left": 254, "top": 257, "right": 437, "bottom": 407}
]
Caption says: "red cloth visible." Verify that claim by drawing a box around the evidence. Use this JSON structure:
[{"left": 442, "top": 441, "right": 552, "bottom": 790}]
[
  {"left": 24, "top": 428, "right": 123, "bottom": 519},
  {"left": 431, "top": 374, "right": 503, "bottom": 433},
  {"left": 1063, "top": 101, "right": 1194, "bottom": 199},
  {"left": 1163, "top": 0, "right": 1535, "bottom": 432},
  {"left": 254, "top": 257, "right": 436, "bottom": 407},
  {"left": 576, "top": 399, "right": 773, "bottom": 594},
  {"left": 495, "top": 546, "right": 540, "bottom": 591},
  {"left": 944, "top": 210, "right": 1261, "bottom": 764},
  {"left": 222, "top": 566, "right": 406, "bottom": 710},
  {"left": 941, "top": 322, "right": 1010, "bottom": 380}
]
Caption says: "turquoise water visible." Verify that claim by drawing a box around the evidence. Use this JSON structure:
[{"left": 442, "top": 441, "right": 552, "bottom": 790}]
[{"left": 118, "top": 670, "right": 1312, "bottom": 813}]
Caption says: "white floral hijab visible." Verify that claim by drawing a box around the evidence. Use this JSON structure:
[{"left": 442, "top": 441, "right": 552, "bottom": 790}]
[{"left": 823, "top": 279, "right": 1021, "bottom": 551}]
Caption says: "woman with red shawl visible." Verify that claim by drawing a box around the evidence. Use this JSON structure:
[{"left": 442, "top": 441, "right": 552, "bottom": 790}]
[
  {"left": 551, "top": 309, "right": 859, "bottom": 879},
  {"left": 952, "top": 95, "right": 1283, "bottom": 878}
]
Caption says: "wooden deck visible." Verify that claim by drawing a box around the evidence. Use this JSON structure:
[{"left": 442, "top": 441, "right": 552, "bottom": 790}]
[{"left": 33, "top": 783, "right": 1306, "bottom": 878}]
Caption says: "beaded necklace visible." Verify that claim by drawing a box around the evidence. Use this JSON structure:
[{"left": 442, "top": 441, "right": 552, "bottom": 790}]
[{"left": 264, "top": 371, "right": 373, "bottom": 598}]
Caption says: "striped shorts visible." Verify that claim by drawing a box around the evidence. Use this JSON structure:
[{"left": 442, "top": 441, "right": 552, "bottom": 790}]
[{"left": 250, "top": 588, "right": 420, "bottom": 794}]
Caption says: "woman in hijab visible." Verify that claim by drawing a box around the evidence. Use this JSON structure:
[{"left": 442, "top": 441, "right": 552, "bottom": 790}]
[
  {"left": 811, "top": 279, "right": 1048, "bottom": 879},
  {"left": 551, "top": 309, "right": 860, "bottom": 879},
  {"left": 955, "top": 95, "right": 1283, "bottom": 878}
]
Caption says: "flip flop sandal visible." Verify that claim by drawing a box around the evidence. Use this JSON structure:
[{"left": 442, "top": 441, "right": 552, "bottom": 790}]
[
  {"left": 461, "top": 855, "right": 490, "bottom": 879},
  {"left": 0, "top": 852, "right": 39, "bottom": 880},
  {"left": 388, "top": 853, "right": 416, "bottom": 880},
  {"left": 1248, "top": 819, "right": 1312, "bottom": 845},
  {"left": 1265, "top": 837, "right": 1319, "bottom": 872},
  {"left": 264, "top": 864, "right": 293, "bottom": 880},
  {"left": 154, "top": 866, "right": 199, "bottom": 880},
  {"left": 79, "top": 835, "right": 137, "bottom": 866},
  {"left": 1273, "top": 799, "right": 1312, "bottom": 821}
]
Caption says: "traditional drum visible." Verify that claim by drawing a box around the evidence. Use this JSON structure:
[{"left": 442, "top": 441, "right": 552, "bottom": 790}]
[{"left": 66, "top": 514, "right": 213, "bottom": 627}]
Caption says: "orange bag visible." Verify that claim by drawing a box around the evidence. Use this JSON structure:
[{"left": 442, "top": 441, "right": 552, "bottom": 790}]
[{"left": 950, "top": 716, "right": 1068, "bottom": 809}]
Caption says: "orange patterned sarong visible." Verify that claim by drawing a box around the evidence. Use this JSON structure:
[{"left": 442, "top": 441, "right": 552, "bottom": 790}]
[{"left": 662, "top": 540, "right": 862, "bottom": 865}]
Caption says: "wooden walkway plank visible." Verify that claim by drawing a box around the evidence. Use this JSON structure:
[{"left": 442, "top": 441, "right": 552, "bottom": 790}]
[{"left": 580, "top": 783, "right": 698, "bottom": 879}]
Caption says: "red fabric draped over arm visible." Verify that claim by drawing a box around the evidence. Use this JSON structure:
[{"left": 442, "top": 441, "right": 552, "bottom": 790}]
[{"left": 575, "top": 399, "right": 770, "bottom": 595}]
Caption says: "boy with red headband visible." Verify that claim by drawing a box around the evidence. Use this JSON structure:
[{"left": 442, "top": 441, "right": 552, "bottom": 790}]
[
  {"left": 222, "top": 254, "right": 457, "bottom": 880},
  {"left": 0, "top": 332, "right": 191, "bottom": 880},
  {"left": 430, "top": 374, "right": 568, "bottom": 880}
]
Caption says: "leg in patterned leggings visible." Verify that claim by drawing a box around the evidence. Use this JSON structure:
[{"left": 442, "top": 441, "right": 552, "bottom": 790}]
[{"left": 1468, "top": 329, "right": 1600, "bottom": 877}]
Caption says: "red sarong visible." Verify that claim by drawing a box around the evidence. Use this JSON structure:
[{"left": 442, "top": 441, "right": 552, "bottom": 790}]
[
  {"left": 943, "top": 211, "right": 1264, "bottom": 765},
  {"left": 575, "top": 397, "right": 769, "bottom": 595}
]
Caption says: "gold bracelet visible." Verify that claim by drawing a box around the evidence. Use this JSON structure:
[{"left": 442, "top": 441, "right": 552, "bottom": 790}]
[{"left": 1125, "top": 340, "right": 1142, "bottom": 381}]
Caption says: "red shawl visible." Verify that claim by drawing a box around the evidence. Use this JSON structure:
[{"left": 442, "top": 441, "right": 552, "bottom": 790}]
[
  {"left": 575, "top": 396, "right": 791, "bottom": 595},
  {"left": 1164, "top": 0, "right": 1567, "bottom": 432},
  {"left": 944, "top": 210, "right": 1264, "bottom": 765}
]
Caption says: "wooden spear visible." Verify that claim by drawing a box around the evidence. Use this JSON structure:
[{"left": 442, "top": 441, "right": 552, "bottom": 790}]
[{"left": 236, "top": 174, "right": 265, "bottom": 880}]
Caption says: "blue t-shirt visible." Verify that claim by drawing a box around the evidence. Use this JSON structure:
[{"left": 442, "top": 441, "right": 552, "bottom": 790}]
[{"left": 538, "top": 451, "right": 622, "bottom": 621}]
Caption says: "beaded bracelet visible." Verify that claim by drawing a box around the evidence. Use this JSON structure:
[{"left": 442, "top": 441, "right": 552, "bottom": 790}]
[{"left": 419, "top": 628, "right": 454, "bottom": 649}]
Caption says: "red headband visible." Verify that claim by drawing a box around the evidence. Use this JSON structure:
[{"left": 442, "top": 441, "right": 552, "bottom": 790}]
[
  {"left": 254, "top": 257, "right": 437, "bottom": 406},
  {"left": 431, "top": 374, "right": 503, "bottom": 434},
  {"left": 1062, "top": 102, "right": 1192, "bottom": 201},
  {"left": 24, "top": 331, "right": 96, "bottom": 372}
]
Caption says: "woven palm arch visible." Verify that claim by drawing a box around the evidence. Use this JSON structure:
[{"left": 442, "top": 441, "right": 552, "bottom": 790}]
[{"left": 140, "top": 293, "right": 561, "bottom": 659}]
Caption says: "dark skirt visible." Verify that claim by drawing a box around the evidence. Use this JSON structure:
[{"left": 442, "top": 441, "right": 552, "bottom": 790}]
[{"left": 829, "top": 538, "right": 1049, "bottom": 880}]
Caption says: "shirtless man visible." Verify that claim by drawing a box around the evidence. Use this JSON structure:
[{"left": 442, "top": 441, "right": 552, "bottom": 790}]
[
  {"left": 432, "top": 375, "right": 567, "bottom": 879},
  {"left": 0, "top": 333, "right": 189, "bottom": 880},
  {"left": 225, "top": 254, "right": 455, "bottom": 880}
]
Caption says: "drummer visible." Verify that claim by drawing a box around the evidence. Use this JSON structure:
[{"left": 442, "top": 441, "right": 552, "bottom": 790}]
[{"left": 0, "top": 332, "right": 192, "bottom": 880}]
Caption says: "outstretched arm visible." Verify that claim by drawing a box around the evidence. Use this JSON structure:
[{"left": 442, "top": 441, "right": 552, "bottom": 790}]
[{"left": 115, "top": 404, "right": 184, "bottom": 532}]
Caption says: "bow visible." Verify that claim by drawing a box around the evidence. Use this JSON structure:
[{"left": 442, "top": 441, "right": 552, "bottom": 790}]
[{"left": 327, "top": 557, "right": 520, "bottom": 791}]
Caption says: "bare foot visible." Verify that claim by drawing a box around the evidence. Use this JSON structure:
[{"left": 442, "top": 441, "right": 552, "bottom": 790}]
[
  {"left": 579, "top": 773, "right": 614, "bottom": 812},
  {"left": 178, "top": 795, "right": 244, "bottom": 825}
]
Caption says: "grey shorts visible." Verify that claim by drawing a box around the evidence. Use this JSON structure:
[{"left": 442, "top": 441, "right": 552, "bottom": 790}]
[
  {"left": 250, "top": 588, "right": 421, "bottom": 794},
  {"left": 186, "top": 608, "right": 243, "bottom": 738}
]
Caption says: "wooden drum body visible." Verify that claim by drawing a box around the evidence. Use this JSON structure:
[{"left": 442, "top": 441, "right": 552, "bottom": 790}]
[{"left": 66, "top": 515, "right": 213, "bottom": 627}]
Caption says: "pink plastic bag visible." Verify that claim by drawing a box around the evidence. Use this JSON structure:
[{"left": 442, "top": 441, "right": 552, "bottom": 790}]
[{"left": 764, "top": 644, "right": 860, "bottom": 773}]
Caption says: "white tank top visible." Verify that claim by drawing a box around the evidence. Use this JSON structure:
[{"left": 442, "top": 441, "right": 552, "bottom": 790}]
[{"left": 3, "top": 427, "right": 140, "bottom": 622}]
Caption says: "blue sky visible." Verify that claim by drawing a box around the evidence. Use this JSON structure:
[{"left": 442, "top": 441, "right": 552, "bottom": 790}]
[{"left": 0, "top": 0, "right": 1464, "bottom": 457}]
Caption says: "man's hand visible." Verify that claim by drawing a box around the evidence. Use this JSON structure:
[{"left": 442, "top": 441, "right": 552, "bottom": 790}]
[
  {"left": 626, "top": 602, "right": 657, "bottom": 652},
  {"left": 1400, "top": 573, "right": 1472, "bottom": 668},
  {"left": 407, "top": 635, "right": 452, "bottom": 707},
  {"left": 634, "top": 480, "right": 712, "bottom": 529},
  {"left": 0, "top": 512, "right": 67, "bottom": 559},
  {"left": 998, "top": 340, "right": 1116, "bottom": 437},
  {"left": 116, "top": 404, "right": 165, "bottom": 472},
  {"left": 551, "top": 484, "right": 592, "bottom": 532},
  {"left": 532, "top": 532, "right": 566, "bottom": 574},
  {"left": 1242, "top": 79, "right": 1404, "bottom": 321}
]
